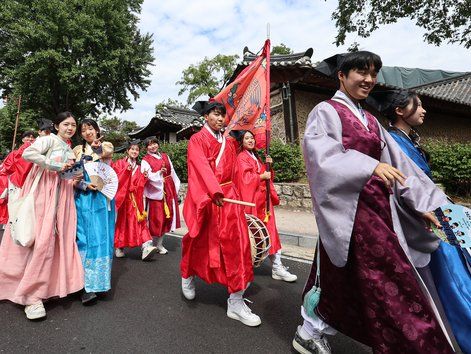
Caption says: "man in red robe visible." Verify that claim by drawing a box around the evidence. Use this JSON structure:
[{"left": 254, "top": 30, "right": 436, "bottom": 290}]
[{"left": 180, "top": 100, "right": 260, "bottom": 327}]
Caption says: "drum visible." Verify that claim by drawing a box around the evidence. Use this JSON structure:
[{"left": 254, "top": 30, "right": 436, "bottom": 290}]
[{"left": 246, "top": 214, "right": 271, "bottom": 267}]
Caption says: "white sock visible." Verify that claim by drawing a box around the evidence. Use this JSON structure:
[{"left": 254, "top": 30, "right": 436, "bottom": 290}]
[
  {"left": 141, "top": 240, "right": 152, "bottom": 249},
  {"left": 300, "top": 306, "right": 337, "bottom": 338},
  {"left": 156, "top": 236, "right": 164, "bottom": 248},
  {"left": 229, "top": 290, "right": 244, "bottom": 300},
  {"left": 270, "top": 250, "right": 282, "bottom": 267}
]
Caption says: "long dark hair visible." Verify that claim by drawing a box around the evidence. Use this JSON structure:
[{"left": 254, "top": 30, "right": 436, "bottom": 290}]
[
  {"left": 386, "top": 91, "right": 419, "bottom": 124},
  {"left": 78, "top": 118, "right": 101, "bottom": 152},
  {"left": 234, "top": 130, "right": 257, "bottom": 154},
  {"left": 52, "top": 111, "right": 76, "bottom": 135}
]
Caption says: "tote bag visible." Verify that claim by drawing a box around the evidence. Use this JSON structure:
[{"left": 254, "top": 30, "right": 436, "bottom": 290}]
[{"left": 8, "top": 146, "right": 53, "bottom": 247}]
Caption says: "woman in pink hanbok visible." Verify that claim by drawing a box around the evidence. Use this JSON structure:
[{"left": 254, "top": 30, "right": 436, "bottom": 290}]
[{"left": 0, "top": 112, "right": 84, "bottom": 320}]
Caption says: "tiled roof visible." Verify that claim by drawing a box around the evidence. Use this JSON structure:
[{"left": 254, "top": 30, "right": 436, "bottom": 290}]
[
  {"left": 241, "top": 47, "right": 314, "bottom": 67},
  {"left": 413, "top": 73, "right": 471, "bottom": 107},
  {"left": 129, "top": 106, "right": 203, "bottom": 138},
  {"left": 155, "top": 106, "right": 201, "bottom": 127}
]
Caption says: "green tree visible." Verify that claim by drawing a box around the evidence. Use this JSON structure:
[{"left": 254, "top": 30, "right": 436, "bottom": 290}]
[
  {"left": 332, "top": 0, "right": 471, "bottom": 48},
  {"left": 99, "top": 116, "right": 139, "bottom": 148},
  {"left": 176, "top": 54, "right": 239, "bottom": 104},
  {"left": 155, "top": 98, "right": 189, "bottom": 112},
  {"left": 0, "top": 0, "right": 154, "bottom": 120},
  {"left": 271, "top": 43, "right": 293, "bottom": 55}
]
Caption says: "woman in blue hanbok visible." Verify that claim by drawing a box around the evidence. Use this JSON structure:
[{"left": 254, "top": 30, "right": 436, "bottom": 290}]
[
  {"left": 73, "top": 119, "right": 115, "bottom": 305},
  {"left": 368, "top": 89, "right": 471, "bottom": 354}
]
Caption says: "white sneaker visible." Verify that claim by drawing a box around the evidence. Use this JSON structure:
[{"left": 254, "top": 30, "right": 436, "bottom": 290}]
[
  {"left": 142, "top": 245, "right": 157, "bottom": 261},
  {"left": 272, "top": 265, "right": 297, "bottom": 282},
  {"left": 156, "top": 245, "right": 168, "bottom": 255},
  {"left": 182, "top": 276, "right": 195, "bottom": 300},
  {"left": 227, "top": 298, "right": 261, "bottom": 327},
  {"left": 24, "top": 302, "right": 46, "bottom": 320},
  {"left": 115, "top": 248, "right": 125, "bottom": 258}
]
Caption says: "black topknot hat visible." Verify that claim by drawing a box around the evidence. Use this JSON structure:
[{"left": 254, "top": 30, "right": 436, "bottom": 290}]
[
  {"left": 192, "top": 100, "right": 224, "bottom": 116},
  {"left": 315, "top": 53, "right": 347, "bottom": 78}
]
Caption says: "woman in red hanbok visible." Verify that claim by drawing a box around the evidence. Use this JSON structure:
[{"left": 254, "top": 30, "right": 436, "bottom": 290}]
[
  {"left": 234, "top": 130, "right": 297, "bottom": 282},
  {"left": 112, "top": 141, "right": 157, "bottom": 261},
  {"left": 141, "top": 137, "right": 180, "bottom": 254}
]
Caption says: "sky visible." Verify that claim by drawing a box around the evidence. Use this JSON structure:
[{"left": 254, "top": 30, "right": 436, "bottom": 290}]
[
  {"left": 3, "top": 1, "right": 469, "bottom": 126},
  {"left": 121, "top": 0, "right": 470, "bottom": 126}
]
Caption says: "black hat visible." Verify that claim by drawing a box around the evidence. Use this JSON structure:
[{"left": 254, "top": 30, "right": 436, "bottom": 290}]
[
  {"left": 366, "top": 89, "right": 411, "bottom": 113},
  {"left": 315, "top": 53, "right": 346, "bottom": 78},
  {"left": 192, "top": 100, "right": 225, "bottom": 116},
  {"left": 38, "top": 118, "right": 54, "bottom": 131}
]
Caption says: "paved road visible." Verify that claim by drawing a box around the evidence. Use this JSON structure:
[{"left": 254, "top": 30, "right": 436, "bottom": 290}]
[{"left": 0, "top": 234, "right": 370, "bottom": 353}]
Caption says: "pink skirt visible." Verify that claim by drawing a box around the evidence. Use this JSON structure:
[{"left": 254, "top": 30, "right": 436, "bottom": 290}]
[{"left": 0, "top": 165, "right": 84, "bottom": 305}]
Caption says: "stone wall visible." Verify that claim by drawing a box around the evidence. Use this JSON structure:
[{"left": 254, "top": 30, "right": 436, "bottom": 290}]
[{"left": 178, "top": 182, "right": 313, "bottom": 211}]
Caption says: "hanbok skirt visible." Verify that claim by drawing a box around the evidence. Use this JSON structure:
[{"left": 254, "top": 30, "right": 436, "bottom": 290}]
[
  {"left": 430, "top": 242, "right": 471, "bottom": 354},
  {"left": 75, "top": 172, "right": 115, "bottom": 293},
  {"left": 0, "top": 165, "right": 84, "bottom": 305}
]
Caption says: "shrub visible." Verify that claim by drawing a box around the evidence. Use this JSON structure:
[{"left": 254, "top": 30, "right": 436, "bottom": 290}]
[
  {"left": 423, "top": 140, "right": 471, "bottom": 197},
  {"left": 265, "top": 139, "right": 304, "bottom": 182},
  {"left": 161, "top": 140, "right": 189, "bottom": 182}
]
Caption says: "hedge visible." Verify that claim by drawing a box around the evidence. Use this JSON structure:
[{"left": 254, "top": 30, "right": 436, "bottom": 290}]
[
  {"left": 423, "top": 140, "right": 471, "bottom": 197},
  {"left": 112, "top": 139, "right": 304, "bottom": 183}
]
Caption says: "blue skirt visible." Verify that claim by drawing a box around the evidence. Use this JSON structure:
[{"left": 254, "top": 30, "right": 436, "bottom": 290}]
[
  {"left": 430, "top": 242, "right": 471, "bottom": 354},
  {"left": 75, "top": 172, "right": 115, "bottom": 293}
]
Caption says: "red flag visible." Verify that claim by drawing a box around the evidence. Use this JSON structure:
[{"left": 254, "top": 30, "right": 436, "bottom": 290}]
[{"left": 215, "top": 39, "right": 271, "bottom": 149}]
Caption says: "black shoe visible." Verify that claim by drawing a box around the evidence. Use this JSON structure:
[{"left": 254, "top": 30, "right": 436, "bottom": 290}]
[{"left": 81, "top": 291, "right": 97, "bottom": 305}]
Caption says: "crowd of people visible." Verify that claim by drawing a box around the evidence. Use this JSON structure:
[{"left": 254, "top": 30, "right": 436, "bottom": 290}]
[{"left": 0, "top": 50, "right": 469, "bottom": 354}]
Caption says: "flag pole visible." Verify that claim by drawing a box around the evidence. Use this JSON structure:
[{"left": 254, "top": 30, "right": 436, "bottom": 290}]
[
  {"left": 11, "top": 95, "right": 22, "bottom": 150},
  {"left": 264, "top": 26, "right": 272, "bottom": 223}
]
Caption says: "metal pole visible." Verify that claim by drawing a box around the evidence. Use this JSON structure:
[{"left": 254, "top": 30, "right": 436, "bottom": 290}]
[{"left": 11, "top": 95, "right": 22, "bottom": 150}]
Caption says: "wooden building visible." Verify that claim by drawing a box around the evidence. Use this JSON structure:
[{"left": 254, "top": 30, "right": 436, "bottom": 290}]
[{"left": 230, "top": 48, "right": 471, "bottom": 143}]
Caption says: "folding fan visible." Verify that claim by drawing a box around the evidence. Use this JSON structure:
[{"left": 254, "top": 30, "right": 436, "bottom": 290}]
[{"left": 84, "top": 162, "right": 118, "bottom": 200}]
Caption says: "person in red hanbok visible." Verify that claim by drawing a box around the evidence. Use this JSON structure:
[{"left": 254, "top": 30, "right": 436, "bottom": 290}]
[
  {"left": 112, "top": 140, "right": 157, "bottom": 261},
  {"left": 0, "top": 131, "right": 36, "bottom": 225},
  {"left": 233, "top": 130, "right": 297, "bottom": 282},
  {"left": 141, "top": 137, "right": 181, "bottom": 254},
  {"left": 180, "top": 100, "right": 261, "bottom": 327}
]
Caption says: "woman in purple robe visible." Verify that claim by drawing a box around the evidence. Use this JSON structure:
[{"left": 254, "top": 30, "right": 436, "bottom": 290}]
[{"left": 292, "top": 51, "right": 454, "bottom": 354}]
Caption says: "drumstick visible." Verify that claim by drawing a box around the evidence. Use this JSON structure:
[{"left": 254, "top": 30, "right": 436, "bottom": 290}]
[{"left": 222, "top": 198, "right": 255, "bottom": 207}]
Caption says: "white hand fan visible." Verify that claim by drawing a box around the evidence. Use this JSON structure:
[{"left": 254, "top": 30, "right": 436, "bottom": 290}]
[{"left": 83, "top": 162, "right": 118, "bottom": 200}]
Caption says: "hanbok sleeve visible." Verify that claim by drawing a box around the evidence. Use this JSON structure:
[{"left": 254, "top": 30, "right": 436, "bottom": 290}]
[
  {"left": 113, "top": 159, "right": 132, "bottom": 210},
  {"left": 235, "top": 153, "right": 259, "bottom": 206},
  {"left": 380, "top": 125, "right": 447, "bottom": 214},
  {"left": 168, "top": 157, "right": 181, "bottom": 193},
  {"left": 22, "top": 136, "right": 63, "bottom": 171},
  {"left": 101, "top": 141, "right": 114, "bottom": 159},
  {"left": 141, "top": 159, "right": 163, "bottom": 200},
  {"left": 303, "top": 102, "right": 380, "bottom": 267},
  {"left": 187, "top": 136, "right": 222, "bottom": 199}
]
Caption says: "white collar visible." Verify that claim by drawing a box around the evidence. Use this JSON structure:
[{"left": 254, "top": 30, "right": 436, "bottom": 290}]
[
  {"left": 246, "top": 150, "right": 260, "bottom": 168},
  {"left": 204, "top": 124, "right": 223, "bottom": 142},
  {"left": 332, "top": 90, "right": 369, "bottom": 129},
  {"left": 149, "top": 152, "right": 162, "bottom": 159}
]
